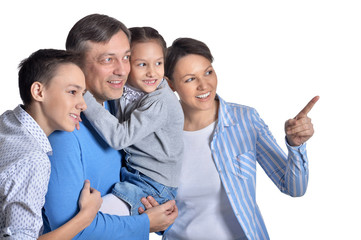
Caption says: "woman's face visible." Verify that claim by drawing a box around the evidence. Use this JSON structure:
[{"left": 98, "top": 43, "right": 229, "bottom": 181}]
[{"left": 171, "top": 54, "right": 218, "bottom": 114}]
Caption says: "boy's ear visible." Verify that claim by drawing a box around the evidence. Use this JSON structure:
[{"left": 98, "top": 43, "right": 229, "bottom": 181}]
[
  {"left": 164, "top": 76, "right": 176, "bottom": 92},
  {"left": 30, "top": 82, "right": 45, "bottom": 102}
]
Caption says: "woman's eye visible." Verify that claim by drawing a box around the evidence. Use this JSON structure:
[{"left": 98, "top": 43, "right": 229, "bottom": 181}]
[
  {"left": 156, "top": 61, "right": 162, "bottom": 66},
  {"left": 185, "top": 77, "right": 194, "bottom": 83}
]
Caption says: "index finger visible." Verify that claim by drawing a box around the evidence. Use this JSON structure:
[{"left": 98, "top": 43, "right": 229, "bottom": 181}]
[{"left": 295, "top": 96, "right": 320, "bottom": 119}]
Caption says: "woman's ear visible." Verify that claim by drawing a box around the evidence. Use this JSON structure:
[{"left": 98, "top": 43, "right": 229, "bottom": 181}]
[
  {"left": 30, "top": 82, "right": 45, "bottom": 102},
  {"left": 164, "top": 76, "right": 176, "bottom": 92}
]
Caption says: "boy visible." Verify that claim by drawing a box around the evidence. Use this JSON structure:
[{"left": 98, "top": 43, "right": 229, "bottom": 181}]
[{"left": 0, "top": 49, "right": 102, "bottom": 239}]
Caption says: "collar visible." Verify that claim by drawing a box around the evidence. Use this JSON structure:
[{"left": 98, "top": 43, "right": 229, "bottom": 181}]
[
  {"left": 216, "top": 95, "right": 238, "bottom": 132},
  {"left": 14, "top": 105, "right": 53, "bottom": 155}
]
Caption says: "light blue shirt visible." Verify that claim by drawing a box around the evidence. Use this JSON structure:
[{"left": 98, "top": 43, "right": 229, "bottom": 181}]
[
  {"left": 43, "top": 101, "right": 150, "bottom": 240},
  {"left": 0, "top": 105, "right": 52, "bottom": 239},
  {"left": 211, "top": 96, "right": 309, "bottom": 240}
]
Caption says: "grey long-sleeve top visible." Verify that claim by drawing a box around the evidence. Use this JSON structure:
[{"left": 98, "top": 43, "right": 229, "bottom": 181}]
[{"left": 83, "top": 80, "right": 184, "bottom": 187}]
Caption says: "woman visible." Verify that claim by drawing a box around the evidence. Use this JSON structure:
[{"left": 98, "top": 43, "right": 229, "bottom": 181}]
[{"left": 162, "top": 38, "right": 319, "bottom": 240}]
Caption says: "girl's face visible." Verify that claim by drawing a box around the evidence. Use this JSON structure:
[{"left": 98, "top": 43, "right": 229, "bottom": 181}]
[
  {"left": 170, "top": 54, "right": 218, "bottom": 114},
  {"left": 128, "top": 41, "right": 164, "bottom": 93}
]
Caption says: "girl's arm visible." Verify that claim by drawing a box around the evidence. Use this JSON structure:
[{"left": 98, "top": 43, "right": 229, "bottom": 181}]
[
  {"left": 39, "top": 180, "right": 102, "bottom": 240},
  {"left": 83, "top": 91, "right": 167, "bottom": 150}
]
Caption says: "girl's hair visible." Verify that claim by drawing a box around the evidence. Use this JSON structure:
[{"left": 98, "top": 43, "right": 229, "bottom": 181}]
[
  {"left": 165, "top": 38, "right": 214, "bottom": 81},
  {"left": 128, "top": 27, "right": 166, "bottom": 56}
]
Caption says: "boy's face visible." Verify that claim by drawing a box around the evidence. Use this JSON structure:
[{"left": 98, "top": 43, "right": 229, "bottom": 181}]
[
  {"left": 41, "top": 63, "right": 86, "bottom": 133},
  {"left": 128, "top": 41, "right": 164, "bottom": 93},
  {"left": 82, "top": 30, "right": 131, "bottom": 103}
]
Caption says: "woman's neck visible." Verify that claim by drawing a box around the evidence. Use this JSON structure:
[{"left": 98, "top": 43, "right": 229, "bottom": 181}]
[{"left": 182, "top": 99, "right": 219, "bottom": 131}]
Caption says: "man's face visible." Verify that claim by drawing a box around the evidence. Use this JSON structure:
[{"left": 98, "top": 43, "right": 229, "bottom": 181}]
[{"left": 82, "top": 30, "right": 131, "bottom": 103}]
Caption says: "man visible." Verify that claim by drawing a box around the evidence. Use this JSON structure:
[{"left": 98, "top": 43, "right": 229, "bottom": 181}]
[{"left": 42, "top": 14, "right": 177, "bottom": 239}]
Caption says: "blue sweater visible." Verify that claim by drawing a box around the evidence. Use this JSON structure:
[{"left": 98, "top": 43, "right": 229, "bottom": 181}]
[{"left": 42, "top": 102, "right": 149, "bottom": 240}]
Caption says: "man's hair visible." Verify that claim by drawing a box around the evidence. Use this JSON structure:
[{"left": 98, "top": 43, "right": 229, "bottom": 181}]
[
  {"left": 129, "top": 27, "right": 166, "bottom": 57},
  {"left": 18, "top": 49, "right": 82, "bottom": 106},
  {"left": 66, "top": 13, "right": 130, "bottom": 56},
  {"left": 165, "top": 38, "right": 214, "bottom": 81}
]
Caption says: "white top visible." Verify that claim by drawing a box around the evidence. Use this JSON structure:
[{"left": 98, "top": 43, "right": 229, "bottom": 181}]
[
  {"left": 164, "top": 121, "right": 247, "bottom": 240},
  {"left": 0, "top": 105, "right": 52, "bottom": 239}
]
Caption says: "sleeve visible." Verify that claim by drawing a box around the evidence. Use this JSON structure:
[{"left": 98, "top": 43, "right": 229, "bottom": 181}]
[
  {"left": 2, "top": 156, "right": 49, "bottom": 240},
  {"left": 252, "top": 109, "right": 309, "bottom": 197},
  {"left": 42, "top": 131, "right": 150, "bottom": 240},
  {"left": 83, "top": 91, "right": 167, "bottom": 150}
]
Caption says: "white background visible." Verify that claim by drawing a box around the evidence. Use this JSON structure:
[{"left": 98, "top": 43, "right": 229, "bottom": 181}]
[{"left": 1, "top": 1, "right": 360, "bottom": 239}]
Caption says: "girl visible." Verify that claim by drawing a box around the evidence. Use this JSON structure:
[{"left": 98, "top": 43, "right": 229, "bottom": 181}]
[{"left": 83, "top": 27, "right": 183, "bottom": 216}]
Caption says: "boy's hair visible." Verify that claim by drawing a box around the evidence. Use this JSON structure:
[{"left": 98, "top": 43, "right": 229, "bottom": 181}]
[
  {"left": 129, "top": 27, "right": 167, "bottom": 57},
  {"left": 18, "top": 49, "right": 82, "bottom": 106},
  {"left": 165, "top": 38, "right": 214, "bottom": 81},
  {"left": 66, "top": 14, "right": 130, "bottom": 58}
]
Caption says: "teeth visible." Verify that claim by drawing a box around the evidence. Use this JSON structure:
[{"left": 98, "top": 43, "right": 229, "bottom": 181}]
[
  {"left": 70, "top": 114, "right": 77, "bottom": 119},
  {"left": 196, "top": 92, "right": 210, "bottom": 99},
  {"left": 108, "top": 80, "right": 122, "bottom": 84},
  {"left": 144, "top": 80, "right": 156, "bottom": 84}
]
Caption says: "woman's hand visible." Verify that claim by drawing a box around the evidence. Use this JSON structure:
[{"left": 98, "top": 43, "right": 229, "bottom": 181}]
[
  {"left": 78, "top": 180, "right": 102, "bottom": 226},
  {"left": 285, "top": 96, "right": 319, "bottom": 146}
]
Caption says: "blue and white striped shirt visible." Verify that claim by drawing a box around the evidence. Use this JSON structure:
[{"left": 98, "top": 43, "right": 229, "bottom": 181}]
[{"left": 211, "top": 96, "right": 308, "bottom": 240}]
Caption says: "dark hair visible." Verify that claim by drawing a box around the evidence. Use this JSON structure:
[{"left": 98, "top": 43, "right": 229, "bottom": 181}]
[
  {"left": 18, "top": 49, "right": 82, "bottom": 106},
  {"left": 165, "top": 38, "right": 214, "bottom": 81},
  {"left": 129, "top": 27, "right": 166, "bottom": 56},
  {"left": 66, "top": 14, "right": 130, "bottom": 56}
]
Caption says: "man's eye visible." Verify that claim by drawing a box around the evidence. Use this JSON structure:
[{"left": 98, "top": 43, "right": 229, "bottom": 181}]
[
  {"left": 205, "top": 70, "right": 213, "bottom": 75},
  {"left": 69, "top": 90, "right": 76, "bottom": 95},
  {"left": 138, "top": 63, "right": 146, "bottom": 67}
]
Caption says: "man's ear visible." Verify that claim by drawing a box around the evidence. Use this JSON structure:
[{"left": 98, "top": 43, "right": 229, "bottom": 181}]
[
  {"left": 164, "top": 76, "right": 176, "bottom": 92},
  {"left": 30, "top": 82, "right": 45, "bottom": 102}
]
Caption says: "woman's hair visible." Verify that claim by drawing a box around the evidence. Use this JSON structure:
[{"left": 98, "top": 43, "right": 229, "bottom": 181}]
[
  {"left": 66, "top": 14, "right": 130, "bottom": 57},
  {"left": 165, "top": 38, "right": 214, "bottom": 81},
  {"left": 129, "top": 27, "right": 166, "bottom": 56}
]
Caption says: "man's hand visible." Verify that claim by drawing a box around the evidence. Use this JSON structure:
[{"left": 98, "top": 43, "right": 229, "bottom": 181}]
[
  {"left": 285, "top": 96, "right": 319, "bottom": 146},
  {"left": 139, "top": 197, "right": 178, "bottom": 232}
]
